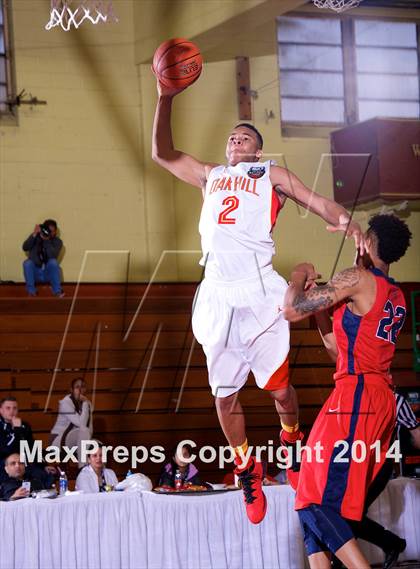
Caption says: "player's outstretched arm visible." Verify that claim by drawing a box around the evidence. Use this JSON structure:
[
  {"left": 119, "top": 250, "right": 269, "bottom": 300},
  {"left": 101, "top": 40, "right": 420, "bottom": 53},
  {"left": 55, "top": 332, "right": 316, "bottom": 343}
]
[
  {"left": 283, "top": 263, "right": 365, "bottom": 323},
  {"left": 270, "top": 166, "right": 365, "bottom": 254},
  {"left": 152, "top": 80, "right": 217, "bottom": 190}
]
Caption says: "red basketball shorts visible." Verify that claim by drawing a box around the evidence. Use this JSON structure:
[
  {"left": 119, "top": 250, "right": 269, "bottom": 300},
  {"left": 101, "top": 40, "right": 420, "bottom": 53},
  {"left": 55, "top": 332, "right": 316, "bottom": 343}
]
[{"left": 295, "top": 373, "right": 396, "bottom": 521}]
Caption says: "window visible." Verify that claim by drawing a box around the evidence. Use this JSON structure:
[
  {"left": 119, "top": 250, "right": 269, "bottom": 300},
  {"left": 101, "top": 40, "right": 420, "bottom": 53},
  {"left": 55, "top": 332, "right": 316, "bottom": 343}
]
[
  {"left": 355, "top": 20, "right": 419, "bottom": 121},
  {"left": 277, "top": 15, "right": 420, "bottom": 129},
  {"left": 0, "top": 0, "right": 14, "bottom": 116},
  {"left": 277, "top": 17, "right": 345, "bottom": 125}
]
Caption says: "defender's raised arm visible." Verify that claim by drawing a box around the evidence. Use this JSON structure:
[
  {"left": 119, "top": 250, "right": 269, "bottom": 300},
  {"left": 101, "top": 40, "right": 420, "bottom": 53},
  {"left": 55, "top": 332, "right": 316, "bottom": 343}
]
[{"left": 282, "top": 263, "right": 367, "bottom": 323}]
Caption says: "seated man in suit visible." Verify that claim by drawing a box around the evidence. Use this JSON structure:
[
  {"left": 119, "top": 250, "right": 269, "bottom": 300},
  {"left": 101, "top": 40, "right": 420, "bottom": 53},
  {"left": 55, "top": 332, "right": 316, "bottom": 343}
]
[
  {"left": 0, "top": 452, "right": 47, "bottom": 501},
  {"left": 0, "top": 396, "right": 57, "bottom": 485}
]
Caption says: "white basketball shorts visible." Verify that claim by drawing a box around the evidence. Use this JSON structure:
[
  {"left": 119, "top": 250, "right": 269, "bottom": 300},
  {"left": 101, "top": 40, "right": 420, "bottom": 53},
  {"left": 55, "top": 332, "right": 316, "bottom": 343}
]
[{"left": 191, "top": 267, "right": 290, "bottom": 398}]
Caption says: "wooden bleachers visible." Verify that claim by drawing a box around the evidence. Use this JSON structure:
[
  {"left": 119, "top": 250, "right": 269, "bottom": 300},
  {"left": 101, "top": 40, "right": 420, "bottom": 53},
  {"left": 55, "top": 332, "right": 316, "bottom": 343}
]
[{"left": 0, "top": 282, "right": 418, "bottom": 483}]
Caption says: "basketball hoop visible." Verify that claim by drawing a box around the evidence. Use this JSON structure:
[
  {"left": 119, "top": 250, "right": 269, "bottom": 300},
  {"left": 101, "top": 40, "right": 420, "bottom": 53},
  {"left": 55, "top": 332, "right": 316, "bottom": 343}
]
[
  {"left": 313, "top": 0, "right": 362, "bottom": 13},
  {"left": 45, "top": 0, "right": 118, "bottom": 32}
]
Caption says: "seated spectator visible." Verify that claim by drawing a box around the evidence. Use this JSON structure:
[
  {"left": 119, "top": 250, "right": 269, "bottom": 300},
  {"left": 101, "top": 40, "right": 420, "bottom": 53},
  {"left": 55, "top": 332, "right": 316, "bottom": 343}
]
[
  {"left": 75, "top": 442, "right": 118, "bottom": 493},
  {"left": 0, "top": 396, "right": 56, "bottom": 485},
  {"left": 22, "top": 219, "right": 64, "bottom": 297},
  {"left": 158, "top": 444, "right": 201, "bottom": 487},
  {"left": 50, "top": 378, "right": 93, "bottom": 469},
  {"left": 0, "top": 452, "right": 46, "bottom": 501}
]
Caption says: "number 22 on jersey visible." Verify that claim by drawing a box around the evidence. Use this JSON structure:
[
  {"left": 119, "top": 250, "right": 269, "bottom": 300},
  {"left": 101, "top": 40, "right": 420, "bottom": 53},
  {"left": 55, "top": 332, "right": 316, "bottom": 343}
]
[
  {"left": 376, "top": 300, "right": 406, "bottom": 344},
  {"left": 218, "top": 196, "right": 239, "bottom": 225}
]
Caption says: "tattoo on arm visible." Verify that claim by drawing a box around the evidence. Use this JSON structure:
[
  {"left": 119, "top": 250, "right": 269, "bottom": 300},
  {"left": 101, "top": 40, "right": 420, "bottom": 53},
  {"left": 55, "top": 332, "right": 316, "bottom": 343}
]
[
  {"left": 330, "top": 267, "right": 361, "bottom": 289},
  {"left": 292, "top": 285, "right": 336, "bottom": 315},
  {"left": 292, "top": 268, "right": 361, "bottom": 316}
]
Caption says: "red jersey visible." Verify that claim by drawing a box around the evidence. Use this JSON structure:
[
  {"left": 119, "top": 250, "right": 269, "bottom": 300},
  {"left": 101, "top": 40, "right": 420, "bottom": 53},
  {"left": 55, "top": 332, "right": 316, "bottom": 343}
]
[{"left": 333, "top": 268, "right": 406, "bottom": 382}]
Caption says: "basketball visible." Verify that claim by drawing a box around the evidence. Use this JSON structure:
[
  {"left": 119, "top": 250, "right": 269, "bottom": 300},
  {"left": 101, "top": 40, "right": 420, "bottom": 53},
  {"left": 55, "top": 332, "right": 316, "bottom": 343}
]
[{"left": 153, "top": 38, "right": 202, "bottom": 90}]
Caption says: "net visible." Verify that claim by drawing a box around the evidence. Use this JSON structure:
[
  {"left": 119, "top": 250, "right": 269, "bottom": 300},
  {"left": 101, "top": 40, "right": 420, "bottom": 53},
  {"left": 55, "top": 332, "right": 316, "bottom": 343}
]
[
  {"left": 313, "top": 0, "right": 362, "bottom": 12},
  {"left": 45, "top": 0, "right": 118, "bottom": 31}
]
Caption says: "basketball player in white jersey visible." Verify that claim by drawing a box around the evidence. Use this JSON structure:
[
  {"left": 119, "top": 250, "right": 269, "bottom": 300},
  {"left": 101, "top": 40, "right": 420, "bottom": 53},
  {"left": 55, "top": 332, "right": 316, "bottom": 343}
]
[{"left": 152, "top": 76, "right": 364, "bottom": 524}]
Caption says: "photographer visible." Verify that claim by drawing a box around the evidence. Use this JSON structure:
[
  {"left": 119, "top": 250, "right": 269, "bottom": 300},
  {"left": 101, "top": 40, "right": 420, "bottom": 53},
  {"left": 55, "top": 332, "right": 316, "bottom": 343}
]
[{"left": 22, "top": 219, "right": 63, "bottom": 297}]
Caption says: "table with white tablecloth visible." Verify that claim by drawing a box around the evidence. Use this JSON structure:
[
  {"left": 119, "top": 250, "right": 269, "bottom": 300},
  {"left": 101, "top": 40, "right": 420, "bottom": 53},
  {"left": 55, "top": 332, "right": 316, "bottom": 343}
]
[
  {"left": 0, "top": 490, "right": 148, "bottom": 569},
  {"left": 0, "top": 478, "right": 418, "bottom": 569},
  {"left": 358, "top": 477, "right": 420, "bottom": 564}
]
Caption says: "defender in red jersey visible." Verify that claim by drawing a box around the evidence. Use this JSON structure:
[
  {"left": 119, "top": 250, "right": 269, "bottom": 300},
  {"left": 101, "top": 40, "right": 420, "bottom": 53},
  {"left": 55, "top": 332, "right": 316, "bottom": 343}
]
[{"left": 283, "top": 214, "right": 412, "bottom": 569}]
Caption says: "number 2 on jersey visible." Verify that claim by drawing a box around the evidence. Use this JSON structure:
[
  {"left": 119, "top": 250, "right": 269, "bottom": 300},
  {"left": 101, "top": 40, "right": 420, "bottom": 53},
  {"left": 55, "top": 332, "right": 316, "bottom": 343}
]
[{"left": 218, "top": 196, "right": 239, "bottom": 225}]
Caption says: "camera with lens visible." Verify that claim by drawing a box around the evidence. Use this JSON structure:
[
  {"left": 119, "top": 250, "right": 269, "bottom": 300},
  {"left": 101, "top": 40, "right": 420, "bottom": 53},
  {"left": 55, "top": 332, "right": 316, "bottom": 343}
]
[{"left": 39, "top": 223, "right": 52, "bottom": 238}]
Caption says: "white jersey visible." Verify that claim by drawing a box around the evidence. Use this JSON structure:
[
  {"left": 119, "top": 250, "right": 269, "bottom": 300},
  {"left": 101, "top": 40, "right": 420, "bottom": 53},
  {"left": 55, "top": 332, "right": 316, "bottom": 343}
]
[{"left": 199, "top": 161, "right": 283, "bottom": 281}]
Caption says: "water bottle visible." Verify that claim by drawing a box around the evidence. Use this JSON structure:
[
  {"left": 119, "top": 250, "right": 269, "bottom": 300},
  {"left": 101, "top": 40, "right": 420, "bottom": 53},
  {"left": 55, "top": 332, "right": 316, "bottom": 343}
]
[
  {"left": 59, "top": 470, "right": 68, "bottom": 496},
  {"left": 174, "top": 469, "right": 183, "bottom": 490}
]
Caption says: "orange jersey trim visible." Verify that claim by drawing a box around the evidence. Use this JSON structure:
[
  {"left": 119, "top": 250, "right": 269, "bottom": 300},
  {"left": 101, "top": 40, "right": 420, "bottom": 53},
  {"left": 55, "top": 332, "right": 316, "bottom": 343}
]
[{"left": 263, "top": 357, "right": 289, "bottom": 391}]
